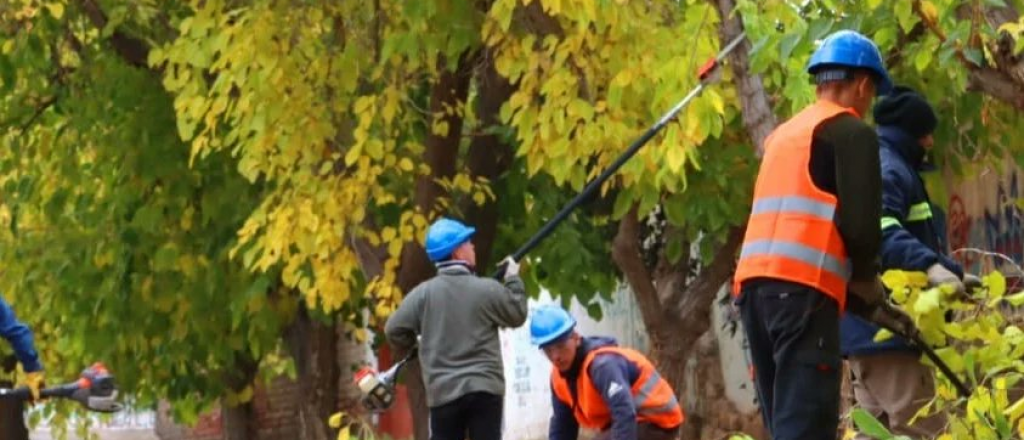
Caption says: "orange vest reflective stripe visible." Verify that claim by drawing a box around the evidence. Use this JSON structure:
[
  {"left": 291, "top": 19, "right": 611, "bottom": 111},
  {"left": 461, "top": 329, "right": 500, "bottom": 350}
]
[
  {"left": 733, "top": 100, "right": 857, "bottom": 309},
  {"left": 550, "top": 347, "right": 684, "bottom": 430}
]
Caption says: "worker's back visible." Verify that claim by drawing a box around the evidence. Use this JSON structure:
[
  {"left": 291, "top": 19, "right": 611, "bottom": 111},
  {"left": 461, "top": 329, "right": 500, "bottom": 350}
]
[{"left": 395, "top": 263, "right": 527, "bottom": 408}]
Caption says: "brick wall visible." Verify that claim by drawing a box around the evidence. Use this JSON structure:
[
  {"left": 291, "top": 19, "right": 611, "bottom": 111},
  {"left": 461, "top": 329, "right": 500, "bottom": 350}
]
[{"left": 155, "top": 376, "right": 302, "bottom": 440}]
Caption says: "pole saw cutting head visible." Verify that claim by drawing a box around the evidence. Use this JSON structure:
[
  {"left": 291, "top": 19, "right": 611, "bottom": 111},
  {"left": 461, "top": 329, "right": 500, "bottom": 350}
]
[
  {"left": 353, "top": 348, "right": 416, "bottom": 412},
  {"left": 70, "top": 362, "right": 123, "bottom": 413}
]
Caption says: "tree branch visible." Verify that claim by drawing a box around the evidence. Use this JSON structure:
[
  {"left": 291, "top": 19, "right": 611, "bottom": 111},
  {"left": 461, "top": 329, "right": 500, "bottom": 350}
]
[
  {"left": 76, "top": 0, "right": 152, "bottom": 69},
  {"left": 611, "top": 205, "right": 665, "bottom": 327},
  {"left": 19, "top": 96, "right": 57, "bottom": 130},
  {"left": 392, "top": 50, "right": 478, "bottom": 440},
  {"left": 396, "top": 49, "right": 479, "bottom": 293},
  {"left": 460, "top": 48, "right": 516, "bottom": 270},
  {"left": 968, "top": 69, "right": 1024, "bottom": 111},
  {"left": 0, "top": 96, "right": 57, "bottom": 131},
  {"left": 711, "top": 0, "right": 776, "bottom": 155},
  {"left": 350, "top": 232, "right": 386, "bottom": 280},
  {"left": 654, "top": 225, "right": 692, "bottom": 309},
  {"left": 670, "top": 225, "right": 744, "bottom": 319},
  {"left": 909, "top": 1, "right": 1024, "bottom": 111}
]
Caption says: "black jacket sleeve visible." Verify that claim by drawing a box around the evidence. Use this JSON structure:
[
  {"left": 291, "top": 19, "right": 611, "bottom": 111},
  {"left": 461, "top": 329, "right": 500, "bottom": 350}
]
[{"left": 811, "top": 115, "right": 882, "bottom": 282}]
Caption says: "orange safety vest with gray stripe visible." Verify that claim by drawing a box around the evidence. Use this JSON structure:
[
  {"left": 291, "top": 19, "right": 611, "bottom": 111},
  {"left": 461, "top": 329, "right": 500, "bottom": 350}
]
[
  {"left": 733, "top": 100, "right": 857, "bottom": 309},
  {"left": 550, "top": 347, "right": 684, "bottom": 430}
]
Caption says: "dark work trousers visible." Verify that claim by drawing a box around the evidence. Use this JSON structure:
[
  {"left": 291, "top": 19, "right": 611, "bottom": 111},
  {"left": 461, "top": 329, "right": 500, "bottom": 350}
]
[
  {"left": 736, "top": 280, "right": 842, "bottom": 440},
  {"left": 428, "top": 392, "right": 503, "bottom": 440}
]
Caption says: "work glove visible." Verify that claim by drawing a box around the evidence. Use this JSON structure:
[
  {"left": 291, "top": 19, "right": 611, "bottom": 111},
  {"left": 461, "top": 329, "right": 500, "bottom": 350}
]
[
  {"left": 24, "top": 370, "right": 44, "bottom": 403},
  {"left": 847, "top": 278, "right": 886, "bottom": 308},
  {"left": 868, "top": 302, "right": 919, "bottom": 341},
  {"left": 963, "top": 273, "right": 983, "bottom": 294},
  {"left": 846, "top": 278, "right": 921, "bottom": 340},
  {"left": 500, "top": 256, "right": 520, "bottom": 281},
  {"left": 927, "top": 263, "right": 965, "bottom": 295}
]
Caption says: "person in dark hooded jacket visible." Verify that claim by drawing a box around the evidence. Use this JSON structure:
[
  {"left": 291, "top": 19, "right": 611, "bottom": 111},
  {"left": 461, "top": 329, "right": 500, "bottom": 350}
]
[
  {"left": 840, "top": 85, "right": 981, "bottom": 439},
  {"left": 530, "top": 305, "right": 683, "bottom": 440}
]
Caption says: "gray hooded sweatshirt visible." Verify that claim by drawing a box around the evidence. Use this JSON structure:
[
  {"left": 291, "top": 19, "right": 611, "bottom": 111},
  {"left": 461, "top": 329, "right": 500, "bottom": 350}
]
[{"left": 384, "top": 261, "right": 528, "bottom": 407}]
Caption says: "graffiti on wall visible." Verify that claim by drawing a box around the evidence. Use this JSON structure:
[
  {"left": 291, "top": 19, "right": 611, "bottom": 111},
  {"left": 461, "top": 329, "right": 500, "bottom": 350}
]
[{"left": 947, "top": 171, "right": 1024, "bottom": 279}]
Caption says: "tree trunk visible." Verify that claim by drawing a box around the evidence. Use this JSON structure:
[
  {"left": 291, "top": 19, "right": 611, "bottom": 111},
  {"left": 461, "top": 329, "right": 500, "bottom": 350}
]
[
  {"left": 286, "top": 307, "right": 340, "bottom": 440},
  {"left": 0, "top": 357, "right": 27, "bottom": 440},
  {"left": 609, "top": 3, "right": 777, "bottom": 432},
  {"left": 337, "top": 322, "right": 369, "bottom": 418},
  {"left": 396, "top": 51, "right": 478, "bottom": 440},
  {"left": 221, "top": 355, "right": 259, "bottom": 440},
  {"left": 613, "top": 208, "right": 761, "bottom": 438},
  {"left": 221, "top": 399, "right": 257, "bottom": 440},
  {"left": 462, "top": 47, "right": 516, "bottom": 271}
]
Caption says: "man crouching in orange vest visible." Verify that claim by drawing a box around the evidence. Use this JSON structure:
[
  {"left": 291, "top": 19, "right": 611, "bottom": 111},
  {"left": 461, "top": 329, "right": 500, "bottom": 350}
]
[{"left": 530, "top": 305, "right": 683, "bottom": 440}]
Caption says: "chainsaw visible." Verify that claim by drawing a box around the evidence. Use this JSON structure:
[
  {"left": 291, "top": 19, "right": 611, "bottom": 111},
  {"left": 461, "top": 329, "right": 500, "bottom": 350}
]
[
  {"left": 354, "top": 346, "right": 418, "bottom": 412},
  {"left": 0, "top": 362, "right": 123, "bottom": 412}
]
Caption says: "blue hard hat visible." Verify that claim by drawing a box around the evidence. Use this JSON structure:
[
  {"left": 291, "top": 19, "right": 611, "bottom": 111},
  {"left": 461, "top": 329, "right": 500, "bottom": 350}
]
[
  {"left": 807, "top": 30, "right": 892, "bottom": 95},
  {"left": 425, "top": 218, "right": 476, "bottom": 262},
  {"left": 530, "top": 305, "right": 577, "bottom": 347}
]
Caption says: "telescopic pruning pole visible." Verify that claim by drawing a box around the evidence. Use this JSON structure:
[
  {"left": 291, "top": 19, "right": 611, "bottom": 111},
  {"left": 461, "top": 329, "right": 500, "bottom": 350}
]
[
  {"left": 490, "top": 33, "right": 748, "bottom": 279},
  {"left": 876, "top": 321, "right": 971, "bottom": 398}
]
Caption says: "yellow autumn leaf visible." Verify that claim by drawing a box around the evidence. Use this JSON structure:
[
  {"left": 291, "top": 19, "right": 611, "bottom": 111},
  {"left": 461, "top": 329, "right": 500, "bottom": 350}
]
[
  {"left": 921, "top": 0, "right": 938, "bottom": 23},
  {"left": 873, "top": 328, "right": 894, "bottom": 343},
  {"left": 881, "top": 269, "right": 929, "bottom": 290},
  {"left": 432, "top": 120, "right": 449, "bottom": 137},
  {"left": 707, "top": 89, "right": 725, "bottom": 115},
  {"left": 1006, "top": 291, "right": 1024, "bottom": 307},
  {"left": 45, "top": 2, "right": 64, "bottom": 19},
  {"left": 388, "top": 239, "right": 402, "bottom": 258},
  {"left": 913, "top": 288, "right": 943, "bottom": 314},
  {"left": 985, "top": 271, "right": 1008, "bottom": 299},
  {"left": 328, "top": 412, "right": 343, "bottom": 428}
]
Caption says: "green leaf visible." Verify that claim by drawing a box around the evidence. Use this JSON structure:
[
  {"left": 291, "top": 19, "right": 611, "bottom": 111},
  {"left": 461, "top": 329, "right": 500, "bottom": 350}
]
[
  {"left": 808, "top": 20, "right": 834, "bottom": 42},
  {"left": 611, "top": 191, "right": 634, "bottom": 220},
  {"left": 965, "top": 350, "right": 977, "bottom": 385},
  {"left": 914, "top": 49, "right": 933, "bottom": 72},
  {"left": 665, "top": 238, "right": 683, "bottom": 264},
  {"left": 608, "top": 85, "right": 624, "bottom": 109},
  {"left": 874, "top": 27, "right": 898, "bottom": 50},
  {"left": 663, "top": 197, "right": 687, "bottom": 226},
  {"left": 964, "top": 48, "right": 985, "bottom": 66},
  {"left": 586, "top": 302, "right": 603, "bottom": 320},
  {"left": 895, "top": 1, "right": 919, "bottom": 32},
  {"left": 779, "top": 33, "right": 802, "bottom": 62},
  {"left": 851, "top": 408, "right": 894, "bottom": 439}
]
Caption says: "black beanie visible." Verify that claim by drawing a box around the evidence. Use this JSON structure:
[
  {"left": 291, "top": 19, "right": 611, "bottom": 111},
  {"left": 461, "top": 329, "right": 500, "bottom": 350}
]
[{"left": 872, "top": 85, "right": 938, "bottom": 138}]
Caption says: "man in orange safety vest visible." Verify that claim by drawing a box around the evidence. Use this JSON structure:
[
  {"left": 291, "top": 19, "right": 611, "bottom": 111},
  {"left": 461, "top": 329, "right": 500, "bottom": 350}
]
[{"left": 531, "top": 305, "right": 683, "bottom": 440}]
